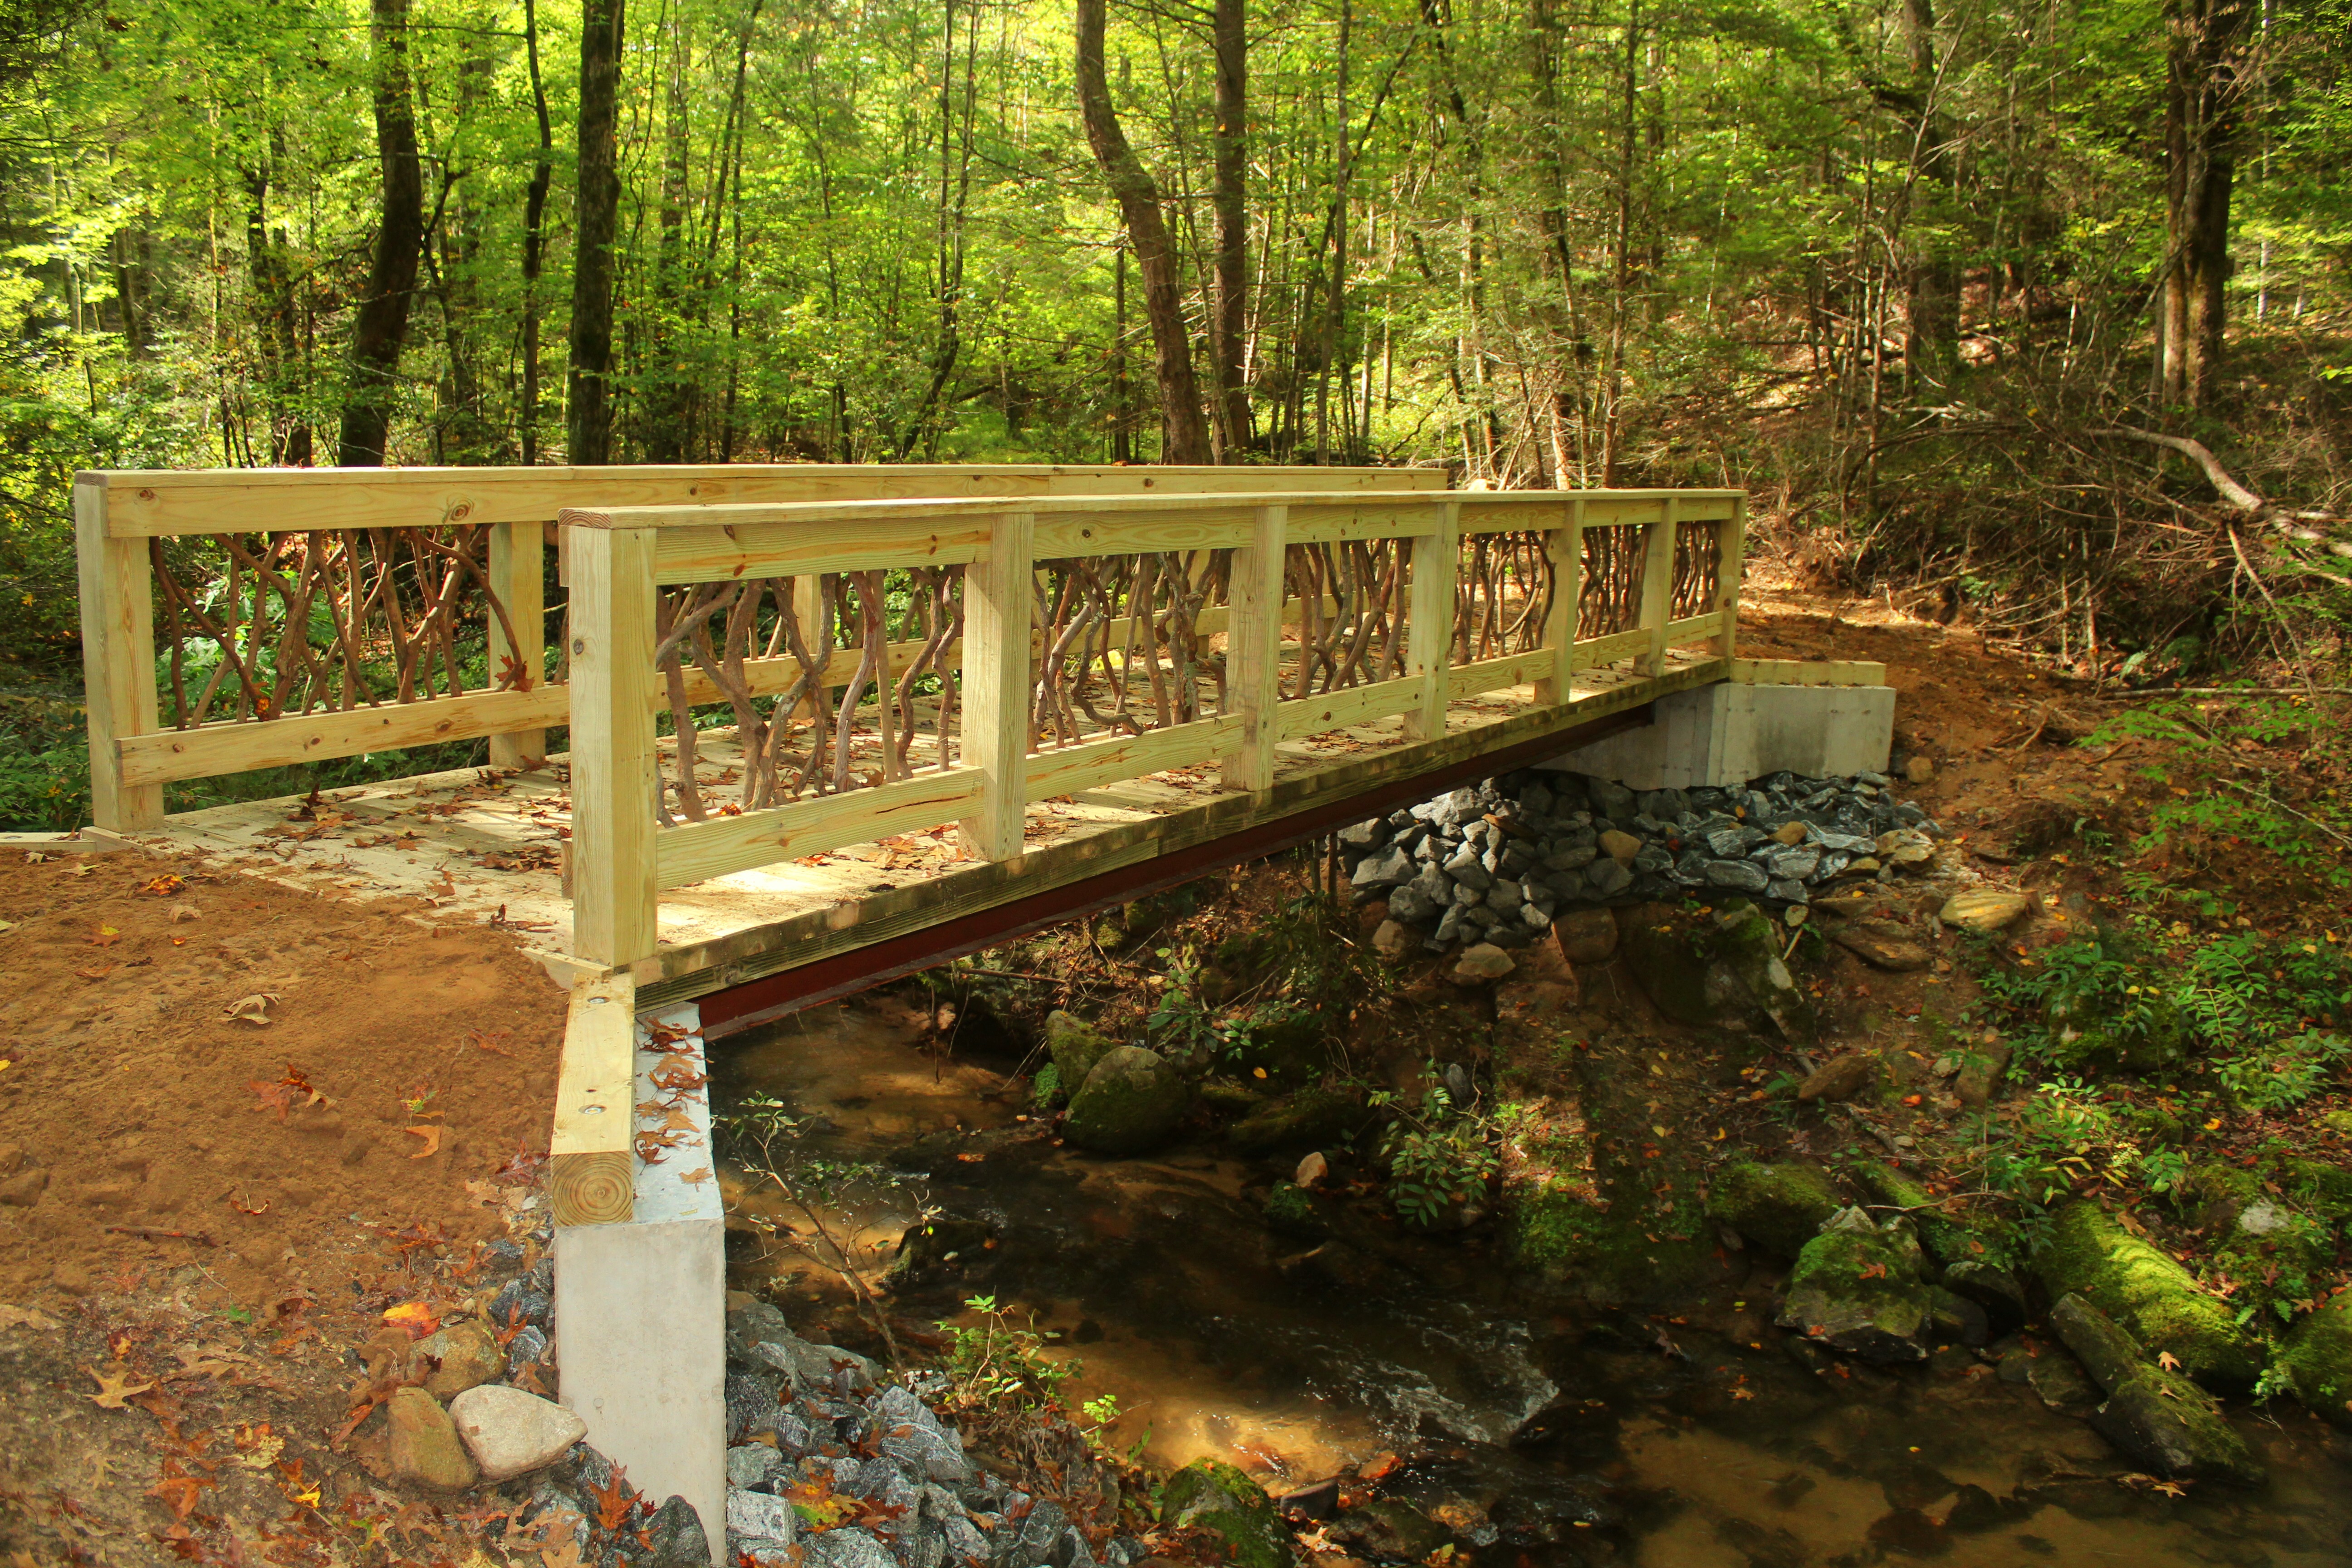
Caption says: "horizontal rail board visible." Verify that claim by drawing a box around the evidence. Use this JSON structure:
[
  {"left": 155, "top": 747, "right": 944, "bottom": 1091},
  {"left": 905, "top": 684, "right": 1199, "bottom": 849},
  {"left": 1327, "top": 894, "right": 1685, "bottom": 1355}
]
[
  {"left": 1026, "top": 714, "right": 1242, "bottom": 799},
  {"left": 1448, "top": 650, "right": 1557, "bottom": 700},
  {"left": 93, "top": 465, "right": 1441, "bottom": 538},
  {"left": 1284, "top": 505, "right": 1443, "bottom": 545},
  {"left": 1663, "top": 612, "right": 1728, "bottom": 645},
  {"left": 1731, "top": 657, "right": 1888, "bottom": 687},
  {"left": 655, "top": 519, "right": 990, "bottom": 584},
  {"left": 1276, "top": 677, "right": 1422, "bottom": 738},
  {"left": 1033, "top": 510, "right": 1255, "bottom": 558},
  {"left": 118, "top": 684, "right": 567, "bottom": 786},
  {"left": 1569, "top": 628, "right": 1654, "bottom": 671},
  {"left": 655, "top": 769, "right": 985, "bottom": 889}
]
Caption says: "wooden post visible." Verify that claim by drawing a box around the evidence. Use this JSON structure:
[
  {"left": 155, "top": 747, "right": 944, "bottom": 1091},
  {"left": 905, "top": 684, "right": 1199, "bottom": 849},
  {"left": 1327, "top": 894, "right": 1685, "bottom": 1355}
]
[
  {"left": 1711, "top": 492, "right": 1746, "bottom": 660},
  {"left": 568, "top": 522, "right": 661, "bottom": 968},
  {"left": 1219, "top": 505, "right": 1287, "bottom": 791},
  {"left": 1534, "top": 497, "right": 1584, "bottom": 705},
  {"left": 957, "top": 511, "right": 1033, "bottom": 860},
  {"left": 74, "top": 477, "right": 163, "bottom": 832},
  {"left": 1638, "top": 496, "right": 1679, "bottom": 677},
  {"left": 1404, "top": 499, "right": 1460, "bottom": 741},
  {"left": 488, "top": 519, "right": 548, "bottom": 769},
  {"left": 550, "top": 970, "right": 636, "bottom": 1226}
]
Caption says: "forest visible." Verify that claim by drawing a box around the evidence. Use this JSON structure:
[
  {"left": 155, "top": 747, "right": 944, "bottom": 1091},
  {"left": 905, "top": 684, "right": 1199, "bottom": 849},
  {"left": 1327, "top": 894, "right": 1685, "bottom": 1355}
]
[{"left": 0, "top": 0, "right": 2345, "bottom": 827}]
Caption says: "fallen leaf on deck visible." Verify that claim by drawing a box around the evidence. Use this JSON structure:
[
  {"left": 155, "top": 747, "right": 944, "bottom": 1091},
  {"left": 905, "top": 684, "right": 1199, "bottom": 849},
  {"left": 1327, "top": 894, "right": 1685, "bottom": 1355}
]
[
  {"left": 405, "top": 1125, "right": 443, "bottom": 1159},
  {"left": 84, "top": 1366, "right": 157, "bottom": 1409}
]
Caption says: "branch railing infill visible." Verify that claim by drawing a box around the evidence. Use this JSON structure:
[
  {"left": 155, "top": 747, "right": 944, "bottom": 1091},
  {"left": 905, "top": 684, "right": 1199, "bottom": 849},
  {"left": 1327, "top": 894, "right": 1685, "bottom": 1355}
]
[
  {"left": 557, "top": 485, "right": 1745, "bottom": 968},
  {"left": 71, "top": 466, "right": 1434, "bottom": 829}
]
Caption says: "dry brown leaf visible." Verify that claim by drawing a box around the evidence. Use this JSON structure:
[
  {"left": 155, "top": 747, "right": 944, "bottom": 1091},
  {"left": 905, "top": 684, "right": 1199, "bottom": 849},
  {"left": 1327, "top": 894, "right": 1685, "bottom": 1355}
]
[
  {"left": 0, "top": 1305, "right": 61, "bottom": 1332},
  {"left": 83, "top": 1366, "right": 157, "bottom": 1409},
  {"left": 680, "top": 1168, "right": 714, "bottom": 1185},
  {"left": 404, "top": 1126, "right": 443, "bottom": 1160}
]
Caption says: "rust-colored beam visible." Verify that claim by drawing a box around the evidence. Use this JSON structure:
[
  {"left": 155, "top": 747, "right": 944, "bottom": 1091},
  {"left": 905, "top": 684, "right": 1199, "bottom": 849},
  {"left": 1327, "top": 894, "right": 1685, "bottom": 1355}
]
[{"left": 694, "top": 703, "right": 1652, "bottom": 1040}]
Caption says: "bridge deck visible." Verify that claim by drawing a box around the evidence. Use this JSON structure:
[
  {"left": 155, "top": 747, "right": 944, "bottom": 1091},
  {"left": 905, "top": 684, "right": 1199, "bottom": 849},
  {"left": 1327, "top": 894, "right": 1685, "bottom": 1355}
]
[{"left": 115, "top": 647, "right": 1725, "bottom": 1020}]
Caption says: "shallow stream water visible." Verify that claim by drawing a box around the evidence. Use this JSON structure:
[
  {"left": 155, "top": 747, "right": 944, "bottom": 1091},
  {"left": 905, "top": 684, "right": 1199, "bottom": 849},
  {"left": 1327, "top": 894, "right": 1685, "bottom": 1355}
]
[{"left": 718, "top": 994, "right": 2352, "bottom": 1568}]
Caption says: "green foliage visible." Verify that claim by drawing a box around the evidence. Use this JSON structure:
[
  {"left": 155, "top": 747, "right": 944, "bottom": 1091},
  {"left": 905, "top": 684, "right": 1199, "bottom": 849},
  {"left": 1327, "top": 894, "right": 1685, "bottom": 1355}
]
[
  {"left": 936, "top": 1295, "right": 1076, "bottom": 1415},
  {"left": 1029, "top": 1062, "right": 1062, "bottom": 1108},
  {"left": 1371, "top": 1072, "right": 1501, "bottom": 1229},
  {"left": 1980, "top": 929, "right": 2352, "bottom": 1112},
  {"left": 2083, "top": 695, "right": 2352, "bottom": 897}
]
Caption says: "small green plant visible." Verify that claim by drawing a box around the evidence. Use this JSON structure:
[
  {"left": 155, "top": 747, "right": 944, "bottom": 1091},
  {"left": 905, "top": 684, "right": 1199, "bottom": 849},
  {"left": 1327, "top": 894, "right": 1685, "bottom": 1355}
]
[
  {"left": 1372, "top": 1071, "right": 1500, "bottom": 1228},
  {"left": 1030, "top": 1063, "right": 1062, "bottom": 1108},
  {"left": 937, "top": 1295, "right": 1076, "bottom": 1414}
]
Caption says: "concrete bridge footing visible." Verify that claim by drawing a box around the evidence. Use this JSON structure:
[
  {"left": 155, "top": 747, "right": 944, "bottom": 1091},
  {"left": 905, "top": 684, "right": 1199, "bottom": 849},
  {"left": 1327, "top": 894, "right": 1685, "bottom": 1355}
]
[{"left": 1539, "top": 679, "right": 1895, "bottom": 789}]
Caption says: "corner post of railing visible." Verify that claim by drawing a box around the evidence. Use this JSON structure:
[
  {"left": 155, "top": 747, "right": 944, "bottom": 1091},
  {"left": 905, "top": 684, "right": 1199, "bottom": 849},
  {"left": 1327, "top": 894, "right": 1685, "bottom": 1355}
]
[
  {"left": 1638, "top": 495, "right": 1680, "bottom": 678},
  {"left": 1712, "top": 492, "right": 1746, "bottom": 662},
  {"left": 1219, "top": 504, "right": 1288, "bottom": 792},
  {"left": 958, "top": 510, "right": 1034, "bottom": 860},
  {"left": 564, "top": 511, "right": 661, "bottom": 969},
  {"left": 1534, "top": 496, "right": 1585, "bottom": 706},
  {"left": 74, "top": 474, "right": 163, "bottom": 833},
  {"left": 488, "top": 518, "right": 548, "bottom": 768},
  {"left": 1405, "top": 498, "right": 1461, "bottom": 741}
]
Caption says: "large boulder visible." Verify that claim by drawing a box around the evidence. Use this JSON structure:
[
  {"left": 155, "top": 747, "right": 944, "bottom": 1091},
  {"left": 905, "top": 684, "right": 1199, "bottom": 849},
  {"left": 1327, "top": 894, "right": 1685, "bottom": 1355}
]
[
  {"left": 1044, "top": 1010, "right": 1117, "bottom": 1088},
  {"left": 1159, "top": 1459, "right": 1295, "bottom": 1568},
  {"left": 2274, "top": 1294, "right": 2352, "bottom": 1429},
  {"left": 2049, "top": 1294, "right": 2265, "bottom": 1485},
  {"left": 1227, "top": 1087, "right": 1372, "bottom": 1156},
  {"left": 1064, "top": 1046, "right": 1186, "bottom": 1156},
  {"left": 2033, "top": 1201, "right": 2262, "bottom": 1391},
  {"left": 1620, "top": 903, "right": 1813, "bottom": 1040},
  {"left": 1706, "top": 1162, "right": 1840, "bottom": 1258},
  {"left": 1777, "top": 1208, "right": 1931, "bottom": 1363}
]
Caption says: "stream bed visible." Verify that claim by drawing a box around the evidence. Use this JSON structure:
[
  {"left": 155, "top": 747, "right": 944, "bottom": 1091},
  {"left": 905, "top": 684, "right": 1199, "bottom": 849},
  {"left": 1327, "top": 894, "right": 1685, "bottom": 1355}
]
[{"left": 717, "top": 993, "right": 2352, "bottom": 1568}]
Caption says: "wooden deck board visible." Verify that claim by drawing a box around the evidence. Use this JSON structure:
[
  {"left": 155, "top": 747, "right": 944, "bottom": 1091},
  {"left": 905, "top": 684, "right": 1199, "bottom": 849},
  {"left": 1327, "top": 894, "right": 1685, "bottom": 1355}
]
[{"left": 115, "top": 647, "right": 1722, "bottom": 996}]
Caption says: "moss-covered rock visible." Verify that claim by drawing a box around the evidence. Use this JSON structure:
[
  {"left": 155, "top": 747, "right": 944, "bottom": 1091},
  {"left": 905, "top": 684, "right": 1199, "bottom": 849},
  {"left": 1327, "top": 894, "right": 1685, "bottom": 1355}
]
[
  {"left": 1619, "top": 903, "right": 1813, "bottom": 1041},
  {"left": 2032, "top": 1201, "right": 2263, "bottom": 1392},
  {"left": 1707, "top": 1162, "right": 1841, "bottom": 1258},
  {"left": 1329, "top": 1498, "right": 1451, "bottom": 1562},
  {"left": 2280, "top": 1156, "right": 2352, "bottom": 1219},
  {"left": 1507, "top": 1181, "right": 1729, "bottom": 1305},
  {"left": 1064, "top": 1046, "right": 1185, "bottom": 1156},
  {"left": 1044, "top": 1010, "right": 1117, "bottom": 1089},
  {"left": 1851, "top": 1163, "right": 2027, "bottom": 1328},
  {"left": 1227, "top": 1086, "right": 1372, "bottom": 1155},
  {"left": 1159, "top": 1459, "right": 1295, "bottom": 1568},
  {"left": 2050, "top": 1294, "right": 2265, "bottom": 1485},
  {"left": 1777, "top": 1208, "right": 1931, "bottom": 1363},
  {"left": 1261, "top": 1181, "right": 1328, "bottom": 1240},
  {"left": 2274, "top": 1295, "right": 2352, "bottom": 1429}
]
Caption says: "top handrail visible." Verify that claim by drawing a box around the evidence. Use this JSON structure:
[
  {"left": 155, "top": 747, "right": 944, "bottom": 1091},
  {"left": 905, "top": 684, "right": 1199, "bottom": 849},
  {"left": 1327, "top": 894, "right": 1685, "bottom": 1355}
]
[{"left": 555, "top": 486, "right": 1742, "bottom": 532}]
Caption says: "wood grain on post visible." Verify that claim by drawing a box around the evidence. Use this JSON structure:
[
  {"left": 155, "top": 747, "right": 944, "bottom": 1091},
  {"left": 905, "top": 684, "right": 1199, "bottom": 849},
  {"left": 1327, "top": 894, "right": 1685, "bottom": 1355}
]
[
  {"left": 568, "top": 523, "right": 661, "bottom": 968},
  {"left": 957, "top": 511, "right": 1034, "bottom": 861},
  {"left": 1404, "top": 500, "right": 1461, "bottom": 741},
  {"left": 550, "top": 971, "right": 636, "bottom": 1227},
  {"left": 1219, "top": 504, "right": 1288, "bottom": 792},
  {"left": 488, "top": 519, "right": 548, "bottom": 769},
  {"left": 74, "top": 477, "right": 164, "bottom": 831},
  {"left": 1713, "top": 492, "right": 1746, "bottom": 660},
  {"left": 1534, "top": 496, "right": 1584, "bottom": 705}
]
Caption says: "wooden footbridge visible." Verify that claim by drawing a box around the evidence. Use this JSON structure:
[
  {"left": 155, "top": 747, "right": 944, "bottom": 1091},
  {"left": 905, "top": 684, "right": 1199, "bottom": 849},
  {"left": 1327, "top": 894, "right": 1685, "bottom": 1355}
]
[{"left": 67, "top": 463, "right": 1885, "bottom": 1233}]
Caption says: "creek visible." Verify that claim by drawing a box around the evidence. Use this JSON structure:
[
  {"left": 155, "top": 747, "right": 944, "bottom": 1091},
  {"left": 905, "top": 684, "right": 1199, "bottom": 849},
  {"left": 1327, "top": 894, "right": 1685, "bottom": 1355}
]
[{"left": 716, "top": 991, "right": 2352, "bottom": 1568}]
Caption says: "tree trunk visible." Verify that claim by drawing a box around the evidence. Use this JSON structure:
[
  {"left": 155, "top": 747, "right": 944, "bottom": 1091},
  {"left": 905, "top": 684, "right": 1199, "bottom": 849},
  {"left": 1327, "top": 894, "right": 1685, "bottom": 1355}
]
[
  {"left": 1075, "top": 0, "right": 1211, "bottom": 464},
  {"left": 1210, "top": 0, "right": 1250, "bottom": 459},
  {"left": 643, "top": 16, "right": 693, "bottom": 463},
  {"left": 568, "top": 0, "right": 627, "bottom": 465},
  {"left": 335, "top": 0, "right": 425, "bottom": 467},
  {"left": 2156, "top": 0, "right": 2250, "bottom": 408},
  {"left": 1896, "top": 0, "right": 1958, "bottom": 383},
  {"left": 519, "top": 0, "right": 553, "bottom": 464}
]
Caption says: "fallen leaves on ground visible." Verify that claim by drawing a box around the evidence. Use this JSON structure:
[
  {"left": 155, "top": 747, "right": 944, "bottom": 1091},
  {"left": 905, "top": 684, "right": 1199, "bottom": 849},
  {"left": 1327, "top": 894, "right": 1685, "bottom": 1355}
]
[
  {"left": 249, "top": 1062, "right": 325, "bottom": 1119},
  {"left": 83, "top": 1367, "right": 156, "bottom": 1409},
  {"left": 225, "top": 992, "right": 280, "bottom": 1025},
  {"left": 405, "top": 1126, "right": 443, "bottom": 1159}
]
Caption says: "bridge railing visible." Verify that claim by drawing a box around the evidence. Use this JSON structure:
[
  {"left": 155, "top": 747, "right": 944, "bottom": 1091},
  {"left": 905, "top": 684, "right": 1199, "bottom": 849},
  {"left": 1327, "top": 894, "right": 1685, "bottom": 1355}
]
[
  {"left": 69, "top": 464, "right": 1419, "bottom": 830},
  {"left": 555, "top": 485, "right": 1745, "bottom": 969}
]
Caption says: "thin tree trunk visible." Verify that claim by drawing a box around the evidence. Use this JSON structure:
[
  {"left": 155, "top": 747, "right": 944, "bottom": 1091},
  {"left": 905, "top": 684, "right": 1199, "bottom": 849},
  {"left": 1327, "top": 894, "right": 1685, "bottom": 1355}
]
[
  {"left": 1076, "top": 0, "right": 1211, "bottom": 464},
  {"left": 1210, "top": 0, "right": 1250, "bottom": 458},
  {"left": 336, "top": 0, "right": 425, "bottom": 466},
  {"left": 644, "top": 15, "right": 693, "bottom": 462},
  {"left": 519, "top": 0, "right": 554, "bottom": 465},
  {"left": 568, "top": 0, "right": 626, "bottom": 465}
]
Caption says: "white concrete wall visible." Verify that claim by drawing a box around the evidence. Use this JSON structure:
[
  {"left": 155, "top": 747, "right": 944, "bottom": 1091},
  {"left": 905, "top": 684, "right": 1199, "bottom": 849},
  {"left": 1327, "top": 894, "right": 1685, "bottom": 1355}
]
[
  {"left": 1538, "top": 681, "right": 1893, "bottom": 789},
  {"left": 554, "top": 1003, "right": 726, "bottom": 1565}
]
